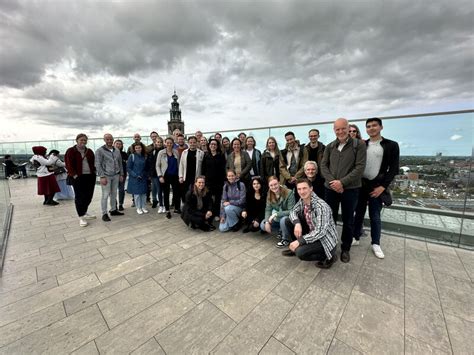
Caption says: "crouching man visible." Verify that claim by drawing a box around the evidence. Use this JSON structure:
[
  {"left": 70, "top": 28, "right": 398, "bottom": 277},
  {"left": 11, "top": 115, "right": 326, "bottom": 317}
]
[{"left": 282, "top": 178, "right": 338, "bottom": 269}]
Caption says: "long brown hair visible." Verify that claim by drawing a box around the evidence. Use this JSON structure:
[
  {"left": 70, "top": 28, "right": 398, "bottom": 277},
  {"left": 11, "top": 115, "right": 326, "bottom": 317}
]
[
  {"left": 193, "top": 176, "right": 208, "bottom": 197},
  {"left": 267, "top": 175, "right": 290, "bottom": 204}
]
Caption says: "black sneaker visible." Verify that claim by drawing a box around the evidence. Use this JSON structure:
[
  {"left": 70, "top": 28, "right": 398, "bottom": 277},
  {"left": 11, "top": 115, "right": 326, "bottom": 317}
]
[
  {"left": 231, "top": 220, "right": 242, "bottom": 232},
  {"left": 166, "top": 211, "right": 172, "bottom": 219},
  {"left": 281, "top": 250, "right": 295, "bottom": 257},
  {"left": 173, "top": 209, "right": 181, "bottom": 214},
  {"left": 340, "top": 251, "right": 350, "bottom": 263},
  {"left": 110, "top": 210, "right": 124, "bottom": 216},
  {"left": 242, "top": 226, "right": 251, "bottom": 233},
  {"left": 276, "top": 240, "right": 290, "bottom": 248},
  {"left": 152, "top": 201, "right": 158, "bottom": 208},
  {"left": 118, "top": 205, "right": 124, "bottom": 211},
  {"left": 316, "top": 255, "right": 337, "bottom": 269},
  {"left": 102, "top": 214, "right": 111, "bottom": 222}
]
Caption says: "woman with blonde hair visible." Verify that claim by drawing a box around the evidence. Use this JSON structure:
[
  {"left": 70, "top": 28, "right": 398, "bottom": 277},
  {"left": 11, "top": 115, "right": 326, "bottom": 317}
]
[
  {"left": 260, "top": 175, "right": 295, "bottom": 247},
  {"left": 260, "top": 136, "right": 281, "bottom": 183}
]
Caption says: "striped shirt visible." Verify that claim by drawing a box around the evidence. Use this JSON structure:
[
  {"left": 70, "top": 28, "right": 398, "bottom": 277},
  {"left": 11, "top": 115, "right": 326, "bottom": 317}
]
[{"left": 289, "top": 192, "right": 338, "bottom": 259}]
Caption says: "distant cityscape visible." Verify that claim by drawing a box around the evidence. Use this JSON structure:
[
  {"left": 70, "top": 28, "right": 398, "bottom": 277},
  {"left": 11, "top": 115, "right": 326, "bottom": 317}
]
[{"left": 393, "top": 154, "right": 472, "bottom": 212}]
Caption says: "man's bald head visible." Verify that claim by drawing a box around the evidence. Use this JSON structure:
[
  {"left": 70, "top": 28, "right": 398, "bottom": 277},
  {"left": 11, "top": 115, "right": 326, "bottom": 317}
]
[
  {"left": 333, "top": 118, "right": 349, "bottom": 142},
  {"left": 103, "top": 133, "right": 114, "bottom": 147}
]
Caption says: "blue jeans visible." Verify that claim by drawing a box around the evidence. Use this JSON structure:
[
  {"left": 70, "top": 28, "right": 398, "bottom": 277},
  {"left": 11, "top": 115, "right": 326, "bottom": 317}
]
[
  {"left": 100, "top": 175, "right": 120, "bottom": 215},
  {"left": 325, "top": 187, "right": 359, "bottom": 252},
  {"left": 354, "top": 183, "right": 383, "bottom": 245},
  {"left": 260, "top": 216, "right": 290, "bottom": 241},
  {"left": 219, "top": 205, "right": 242, "bottom": 232},
  {"left": 134, "top": 194, "right": 146, "bottom": 210},
  {"left": 151, "top": 177, "right": 163, "bottom": 206}
]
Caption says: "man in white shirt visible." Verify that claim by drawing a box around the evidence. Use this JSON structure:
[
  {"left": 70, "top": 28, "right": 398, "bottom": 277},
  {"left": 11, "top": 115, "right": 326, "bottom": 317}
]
[{"left": 353, "top": 117, "right": 400, "bottom": 259}]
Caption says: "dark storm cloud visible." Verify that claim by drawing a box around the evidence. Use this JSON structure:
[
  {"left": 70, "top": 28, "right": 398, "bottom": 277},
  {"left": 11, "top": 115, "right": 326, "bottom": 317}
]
[{"left": 0, "top": 1, "right": 218, "bottom": 87}]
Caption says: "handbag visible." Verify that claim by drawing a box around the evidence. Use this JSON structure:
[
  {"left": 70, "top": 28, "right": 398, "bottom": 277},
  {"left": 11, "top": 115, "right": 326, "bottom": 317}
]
[{"left": 47, "top": 165, "right": 66, "bottom": 175}]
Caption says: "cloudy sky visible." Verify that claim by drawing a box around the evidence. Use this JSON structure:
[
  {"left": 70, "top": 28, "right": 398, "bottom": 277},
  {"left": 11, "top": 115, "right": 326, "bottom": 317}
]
[{"left": 0, "top": 0, "right": 472, "bottom": 142}]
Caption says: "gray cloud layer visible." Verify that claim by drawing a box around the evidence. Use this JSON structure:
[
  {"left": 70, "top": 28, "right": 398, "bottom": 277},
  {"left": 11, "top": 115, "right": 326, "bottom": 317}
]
[{"left": 0, "top": 0, "right": 472, "bottom": 137}]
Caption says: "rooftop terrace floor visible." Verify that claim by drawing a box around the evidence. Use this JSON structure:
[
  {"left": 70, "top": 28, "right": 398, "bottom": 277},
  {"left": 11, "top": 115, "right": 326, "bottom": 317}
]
[{"left": 0, "top": 179, "right": 472, "bottom": 354}]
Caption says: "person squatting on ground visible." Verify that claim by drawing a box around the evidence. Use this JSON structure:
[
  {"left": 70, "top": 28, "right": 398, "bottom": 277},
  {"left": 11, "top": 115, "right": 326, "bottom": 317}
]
[
  {"left": 95, "top": 133, "right": 124, "bottom": 222},
  {"left": 353, "top": 117, "right": 400, "bottom": 259},
  {"left": 30, "top": 146, "right": 61, "bottom": 206},
  {"left": 241, "top": 176, "right": 267, "bottom": 233},
  {"left": 281, "top": 179, "right": 338, "bottom": 269},
  {"left": 181, "top": 176, "right": 215, "bottom": 231},
  {"left": 127, "top": 142, "right": 150, "bottom": 214},
  {"left": 320, "top": 118, "right": 367, "bottom": 263},
  {"left": 4, "top": 154, "right": 27, "bottom": 179},
  {"left": 219, "top": 170, "right": 246, "bottom": 232},
  {"left": 156, "top": 137, "right": 181, "bottom": 219},
  {"left": 65, "top": 133, "right": 97, "bottom": 227},
  {"left": 48, "top": 149, "right": 74, "bottom": 201},
  {"left": 260, "top": 175, "right": 295, "bottom": 247}
]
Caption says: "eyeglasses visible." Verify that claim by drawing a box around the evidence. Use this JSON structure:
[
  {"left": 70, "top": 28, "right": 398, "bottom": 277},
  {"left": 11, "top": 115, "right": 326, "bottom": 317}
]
[{"left": 349, "top": 130, "right": 357, "bottom": 133}]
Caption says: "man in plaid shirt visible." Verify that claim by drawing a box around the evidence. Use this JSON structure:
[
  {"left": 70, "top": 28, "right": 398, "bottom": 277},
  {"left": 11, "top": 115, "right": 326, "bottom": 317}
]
[{"left": 282, "top": 178, "right": 338, "bottom": 269}]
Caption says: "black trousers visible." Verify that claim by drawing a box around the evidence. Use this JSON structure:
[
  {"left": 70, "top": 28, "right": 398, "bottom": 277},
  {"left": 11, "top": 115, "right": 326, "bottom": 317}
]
[
  {"left": 72, "top": 174, "right": 96, "bottom": 217},
  {"left": 162, "top": 174, "right": 180, "bottom": 211},
  {"left": 285, "top": 216, "right": 335, "bottom": 262},
  {"left": 207, "top": 181, "right": 224, "bottom": 218}
]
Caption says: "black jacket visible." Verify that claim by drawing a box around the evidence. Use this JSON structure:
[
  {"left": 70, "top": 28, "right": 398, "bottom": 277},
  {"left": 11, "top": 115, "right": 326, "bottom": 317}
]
[
  {"left": 364, "top": 137, "right": 400, "bottom": 188},
  {"left": 181, "top": 190, "right": 213, "bottom": 226},
  {"left": 260, "top": 150, "right": 280, "bottom": 182},
  {"left": 201, "top": 152, "right": 226, "bottom": 186},
  {"left": 147, "top": 147, "right": 164, "bottom": 177}
]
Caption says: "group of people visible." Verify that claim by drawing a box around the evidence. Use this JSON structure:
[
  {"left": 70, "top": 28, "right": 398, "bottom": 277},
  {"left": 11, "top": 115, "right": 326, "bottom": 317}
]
[{"left": 28, "top": 116, "right": 399, "bottom": 268}]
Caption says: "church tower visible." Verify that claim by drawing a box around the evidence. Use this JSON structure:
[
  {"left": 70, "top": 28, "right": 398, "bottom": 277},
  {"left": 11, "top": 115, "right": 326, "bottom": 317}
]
[{"left": 167, "top": 91, "right": 185, "bottom": 135}]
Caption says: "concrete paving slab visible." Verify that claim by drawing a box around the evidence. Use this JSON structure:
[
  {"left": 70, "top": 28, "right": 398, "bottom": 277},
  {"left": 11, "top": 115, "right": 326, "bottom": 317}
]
[{"left": 156, "top": 301, "right": 236, "bottom": 354}]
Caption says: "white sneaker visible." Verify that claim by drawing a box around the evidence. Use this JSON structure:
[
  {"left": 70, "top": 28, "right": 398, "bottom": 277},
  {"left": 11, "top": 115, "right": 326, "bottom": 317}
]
[
  {"left": 83, "top": 213, "right": 96, "bottom": 220},
  {"left": 137, "top": 208, "right": 144, "bottom": 215},
  {"left": 352, "top": 239, "right": 360, "bottom": 246},
  {"left": 79, "top": 218, "right": 88, "bottom": 227},
  {"left": 142, "top": 208, "right": 149, "bottom": 214},
  {"left": 372, "top": 244, "right": 385, "bottom": 259}
]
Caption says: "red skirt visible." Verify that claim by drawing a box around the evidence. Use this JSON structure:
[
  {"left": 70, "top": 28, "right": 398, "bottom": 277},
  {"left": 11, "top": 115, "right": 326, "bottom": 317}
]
[{"left": 37, "top": 175, "right": 60, "bottom": 196}]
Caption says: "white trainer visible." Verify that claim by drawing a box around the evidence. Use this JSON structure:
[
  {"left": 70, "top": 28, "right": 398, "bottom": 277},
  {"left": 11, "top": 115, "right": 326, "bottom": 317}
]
[
  {"left": 142, "top": 208, "right": 149, "bottom": 214},
  {"left": 79, "top": 218, "right": 88, "bottom": 227},
  {"left": 352, "top": 239, "right": 360, "bottom": 246},
  {"left": 372, "top": 244, "right": 385, "bottom": 259},
  {"left": 83, "top": 213, "right": 96, "bottom": 220},
  {"left": 137, "top": 208, "right": 144, "bottom": 215}
]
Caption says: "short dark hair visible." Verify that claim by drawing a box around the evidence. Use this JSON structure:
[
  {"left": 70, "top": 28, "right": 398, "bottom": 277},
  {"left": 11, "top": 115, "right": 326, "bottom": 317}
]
[
  {"left": 149, "top": 131, "right": 158, "bottom": 136},
  {"left": 296, "top": 178, "right": 312, "bottom": 188},
  {"left": 187, "top": 136, "right": 197, "bottom": 142},
  {"left": 76, "top": 133, "right": 88, "bottom": 141},
  {"left": 285, "top": 131, "right": 295, "bottom": 138},
  {"left": 366, "top": 117, "right": 382, "bottom": 127},
  {"left": 5, "top": 154, "right": 11, "bottom": 159},
  {"left": 308, "top": 129, "right": 320, "bottom": 135},
  {"left": 177, "top": 133, "right": 185, "bottom": 138}
]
